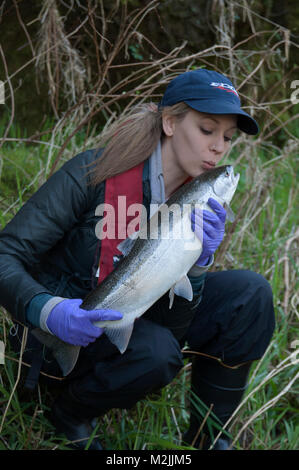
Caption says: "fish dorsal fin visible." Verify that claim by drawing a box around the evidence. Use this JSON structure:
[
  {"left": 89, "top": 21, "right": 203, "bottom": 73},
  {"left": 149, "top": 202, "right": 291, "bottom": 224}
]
[{"left": 169, "top": 275, "right": 193, "bottom": 308}]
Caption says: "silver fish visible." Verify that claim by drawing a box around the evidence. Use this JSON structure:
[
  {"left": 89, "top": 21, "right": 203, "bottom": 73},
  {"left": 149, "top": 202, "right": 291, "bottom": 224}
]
[{"left": 32, "top": 165, "right": 239, "bottom": 376}]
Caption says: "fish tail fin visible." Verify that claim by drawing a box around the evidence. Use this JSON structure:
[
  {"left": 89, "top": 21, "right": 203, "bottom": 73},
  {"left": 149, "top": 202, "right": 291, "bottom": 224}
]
[{"left": 31, "top": 329, "right": 80, "bottom": 377}]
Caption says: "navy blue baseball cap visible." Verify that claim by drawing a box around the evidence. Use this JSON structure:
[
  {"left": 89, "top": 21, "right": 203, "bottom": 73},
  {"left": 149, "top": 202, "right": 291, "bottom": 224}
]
[{"left": 160, "top": 69, "right": 259, "bottom": 135}]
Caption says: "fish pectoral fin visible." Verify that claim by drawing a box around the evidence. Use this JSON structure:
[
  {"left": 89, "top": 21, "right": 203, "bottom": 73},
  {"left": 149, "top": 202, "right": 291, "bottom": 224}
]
[
  {"left": 224, "top": 203, "right": 235, "bottom": 223},
  {"left": 117, "top": 206, "right": 147, "bottom": 256},
  {"left": 117, "top": 233, "right": 139, "bottom": 256},
  {"left": 169, "top": 275, "right": 193, "bottom": 308},
  {"left": 169, "top": 288, "right": 175, "bottom": 309},
  {"left": 104, "top": 322, "right": 135, "bottom": 354},
  {"left": 31, "top": 328, "right": 81, "bottom": 377}
]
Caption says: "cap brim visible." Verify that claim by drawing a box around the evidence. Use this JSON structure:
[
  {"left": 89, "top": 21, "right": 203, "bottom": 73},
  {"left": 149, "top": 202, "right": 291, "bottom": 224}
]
[
  {"left": 236, "top": 112, "right": 259, "bottom": 135},
  {"left": 184, "top": 99, "right": 259, "bottom": 135}
]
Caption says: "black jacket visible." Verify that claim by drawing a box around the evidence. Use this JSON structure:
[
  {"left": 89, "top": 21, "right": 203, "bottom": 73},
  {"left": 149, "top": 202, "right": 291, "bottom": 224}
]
[
  {"left": 0, "top": 149, "right": 137, "bottom": 324},
  {"left": 0, "top": 149, "right": 203, "bottom": 330}
]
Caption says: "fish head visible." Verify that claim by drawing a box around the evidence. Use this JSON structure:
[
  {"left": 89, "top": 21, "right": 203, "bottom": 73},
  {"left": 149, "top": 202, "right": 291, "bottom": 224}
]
[{"left": 212, "top": 165, "right": 240, "bottom": 206}]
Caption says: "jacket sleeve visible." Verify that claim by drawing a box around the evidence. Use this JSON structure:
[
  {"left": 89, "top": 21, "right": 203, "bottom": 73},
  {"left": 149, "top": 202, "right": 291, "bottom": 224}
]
[{"left": 0, "top": 151, "right": 97, "bottom": 325}]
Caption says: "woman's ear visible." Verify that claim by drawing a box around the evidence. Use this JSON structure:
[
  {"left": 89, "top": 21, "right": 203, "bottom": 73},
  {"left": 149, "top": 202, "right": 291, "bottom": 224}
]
[{"left": 162, "top": 113, "right": 176, "bottom": 137}]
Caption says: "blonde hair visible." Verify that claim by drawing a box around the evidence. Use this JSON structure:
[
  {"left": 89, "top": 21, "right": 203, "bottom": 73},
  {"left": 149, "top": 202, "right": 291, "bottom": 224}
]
[{"left": 89, "top": 102, "right": 190, "bottom": 186}]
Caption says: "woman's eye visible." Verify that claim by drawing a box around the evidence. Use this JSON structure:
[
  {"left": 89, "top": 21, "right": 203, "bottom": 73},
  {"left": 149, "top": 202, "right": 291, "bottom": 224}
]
[
  {"left": 200, "top": 127, "right": 212, "bottom": 135},
  {"left": 224, "top": 136, "right": 232, "bottom": 142}
]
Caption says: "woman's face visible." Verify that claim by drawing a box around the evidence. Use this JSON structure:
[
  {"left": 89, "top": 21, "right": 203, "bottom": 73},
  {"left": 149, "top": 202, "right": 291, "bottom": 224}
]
[{"left": 162, "top": 109, "right": 237, "bottom": 178}]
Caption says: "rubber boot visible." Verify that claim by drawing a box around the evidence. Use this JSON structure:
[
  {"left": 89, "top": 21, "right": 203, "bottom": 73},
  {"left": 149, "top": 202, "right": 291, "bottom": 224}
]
[
  {"left": 47, "top": 388, "right": 104, "bottom": 450},
  {"left": 183, "top": 356, "right": 251, "bottom": 450}
]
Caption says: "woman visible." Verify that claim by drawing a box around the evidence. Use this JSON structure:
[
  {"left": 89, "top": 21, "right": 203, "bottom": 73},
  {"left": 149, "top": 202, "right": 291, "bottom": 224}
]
[{"left": 0, "top": 69, "right": 275, "bottom": 450}]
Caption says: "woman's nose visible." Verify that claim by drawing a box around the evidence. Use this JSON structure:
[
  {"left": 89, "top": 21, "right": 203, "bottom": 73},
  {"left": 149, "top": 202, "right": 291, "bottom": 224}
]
[{"left": 210, "top": 137, "right": 225, "bottom": 154}]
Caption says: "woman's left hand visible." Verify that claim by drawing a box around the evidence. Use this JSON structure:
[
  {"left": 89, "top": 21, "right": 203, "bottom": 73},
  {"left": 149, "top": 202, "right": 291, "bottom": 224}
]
[{"left": 191, "top": 198, "right": 226, "bottom": 266}]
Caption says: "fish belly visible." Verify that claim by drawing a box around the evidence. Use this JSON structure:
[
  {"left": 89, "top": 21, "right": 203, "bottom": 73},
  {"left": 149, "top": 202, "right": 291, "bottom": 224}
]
[{"left": 93, "top": 217, "right": 202, "bottom": 352}]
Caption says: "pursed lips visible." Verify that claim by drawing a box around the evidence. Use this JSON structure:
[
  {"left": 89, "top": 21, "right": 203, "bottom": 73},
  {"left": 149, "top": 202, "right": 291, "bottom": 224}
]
[{"left": 203, "top": 160, "right": 216, "bottom": 168}]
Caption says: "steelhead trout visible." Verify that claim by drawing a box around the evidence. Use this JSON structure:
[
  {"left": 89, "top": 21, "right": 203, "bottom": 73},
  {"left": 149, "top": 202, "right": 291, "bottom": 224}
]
[{"left": 32, "top": 165, "right": 239, "bottom": 376}]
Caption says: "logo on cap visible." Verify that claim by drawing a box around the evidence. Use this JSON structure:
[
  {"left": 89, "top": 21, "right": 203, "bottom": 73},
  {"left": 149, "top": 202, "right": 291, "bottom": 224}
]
[{"left": 210, "top": 82, "right": 239, "bottom": 97}]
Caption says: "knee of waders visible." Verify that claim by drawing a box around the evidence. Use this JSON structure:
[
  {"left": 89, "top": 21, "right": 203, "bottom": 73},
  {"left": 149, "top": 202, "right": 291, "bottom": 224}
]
[
  {"left": 94, "top": 319, "right": 184, "bottom": 394},
  {"left": 145, "top": 321, "right": 184, "bottom": 387}
]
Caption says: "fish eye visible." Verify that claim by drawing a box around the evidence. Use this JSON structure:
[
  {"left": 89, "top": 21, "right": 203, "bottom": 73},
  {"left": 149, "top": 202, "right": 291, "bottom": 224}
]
[{"left": 225, "top": 166, "right": 232, "bottom": 177}]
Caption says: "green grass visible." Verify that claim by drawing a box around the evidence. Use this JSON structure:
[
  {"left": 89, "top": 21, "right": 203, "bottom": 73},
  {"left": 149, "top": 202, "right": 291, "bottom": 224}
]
[{"left": 0, "top": 121, "right": 298, "bottom": 450}]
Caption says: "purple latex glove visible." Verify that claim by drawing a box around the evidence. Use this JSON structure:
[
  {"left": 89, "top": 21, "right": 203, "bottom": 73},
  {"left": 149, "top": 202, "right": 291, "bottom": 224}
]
[
  {"left": 46, "top": 298, "right": 123, "bottom": 347},
  {"left": 191, "top": 198, "right": 226, "bottom": 266}
]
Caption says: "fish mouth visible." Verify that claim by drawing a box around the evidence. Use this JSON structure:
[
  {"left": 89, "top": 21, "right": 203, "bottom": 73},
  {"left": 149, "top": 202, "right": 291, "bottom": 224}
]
[
  {"left": 226, "top": 165, "right": 240, "bottom": 187},
  {"left": 233, "top": 170, "right": 240, "bottom": 187}
]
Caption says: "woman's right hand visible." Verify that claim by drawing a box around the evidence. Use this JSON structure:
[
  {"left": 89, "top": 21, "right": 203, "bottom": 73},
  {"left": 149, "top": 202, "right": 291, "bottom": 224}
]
[{"left": 46, "top": 298, "right": 123, "bottom": 346}]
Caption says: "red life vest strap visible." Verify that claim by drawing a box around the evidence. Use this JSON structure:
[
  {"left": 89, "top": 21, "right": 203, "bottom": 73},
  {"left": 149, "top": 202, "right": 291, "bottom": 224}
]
[{"left": 97, "top": 163, "right": 144, "bottom": 284}]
